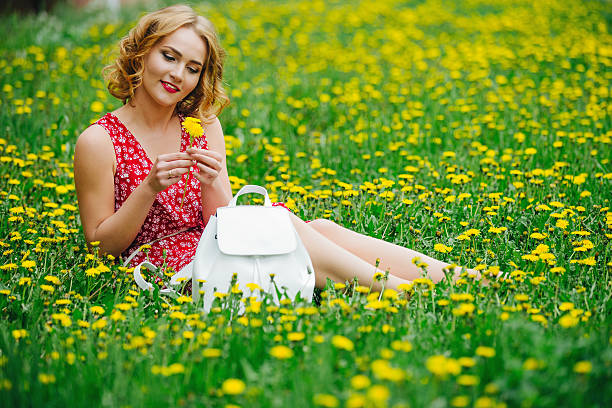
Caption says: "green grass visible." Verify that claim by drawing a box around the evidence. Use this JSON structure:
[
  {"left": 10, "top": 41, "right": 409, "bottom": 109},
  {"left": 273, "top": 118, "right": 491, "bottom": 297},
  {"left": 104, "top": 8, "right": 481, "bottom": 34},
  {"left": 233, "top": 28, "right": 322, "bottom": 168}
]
[{"left": 0, "top": 0, "right": 611, "bottom": 407}]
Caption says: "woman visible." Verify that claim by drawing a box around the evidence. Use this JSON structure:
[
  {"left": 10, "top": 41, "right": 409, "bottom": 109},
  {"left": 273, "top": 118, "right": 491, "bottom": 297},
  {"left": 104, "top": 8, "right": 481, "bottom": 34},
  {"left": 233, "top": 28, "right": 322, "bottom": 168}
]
[{"left": 74, "top": 5, "right": 482, "bottom": 294}]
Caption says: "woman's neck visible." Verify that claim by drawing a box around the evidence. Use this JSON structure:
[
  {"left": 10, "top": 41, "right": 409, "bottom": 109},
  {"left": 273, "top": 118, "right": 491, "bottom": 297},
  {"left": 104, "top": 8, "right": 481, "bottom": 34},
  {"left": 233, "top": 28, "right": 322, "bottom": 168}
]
[{"left": 117, "top": 89, "right": 178, "bottom": 134}]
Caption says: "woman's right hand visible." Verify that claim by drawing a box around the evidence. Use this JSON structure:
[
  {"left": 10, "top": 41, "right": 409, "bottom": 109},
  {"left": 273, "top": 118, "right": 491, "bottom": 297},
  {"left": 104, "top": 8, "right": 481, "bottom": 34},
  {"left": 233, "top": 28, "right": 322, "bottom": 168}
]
[{"left": 145, "top": 152, "right": 195, "bottom": 193}]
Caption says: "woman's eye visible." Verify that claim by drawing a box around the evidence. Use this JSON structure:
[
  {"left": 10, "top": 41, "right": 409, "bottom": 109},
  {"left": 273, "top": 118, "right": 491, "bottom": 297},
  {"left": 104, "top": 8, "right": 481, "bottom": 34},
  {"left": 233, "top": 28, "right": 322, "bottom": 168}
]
[
  {"left": 162, "top": 52, "right": 175, "bottom": 61},
  {"left": 188, "top": 67, "right": 200, "bottom": 74}
]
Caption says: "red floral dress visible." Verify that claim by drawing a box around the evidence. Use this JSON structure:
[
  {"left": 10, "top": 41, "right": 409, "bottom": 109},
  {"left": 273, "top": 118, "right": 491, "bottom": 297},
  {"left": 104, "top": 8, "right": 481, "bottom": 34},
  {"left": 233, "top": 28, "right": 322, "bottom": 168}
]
[{"left": 94, "top": 112, "right": 206, "bottom": 273}]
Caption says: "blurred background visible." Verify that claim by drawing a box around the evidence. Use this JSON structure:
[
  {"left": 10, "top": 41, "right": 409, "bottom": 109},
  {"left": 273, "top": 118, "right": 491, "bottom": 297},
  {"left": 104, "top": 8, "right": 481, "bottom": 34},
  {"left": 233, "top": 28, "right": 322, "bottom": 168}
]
[{"left": 1, "top": 0, "right": 149, "bottom": 14}]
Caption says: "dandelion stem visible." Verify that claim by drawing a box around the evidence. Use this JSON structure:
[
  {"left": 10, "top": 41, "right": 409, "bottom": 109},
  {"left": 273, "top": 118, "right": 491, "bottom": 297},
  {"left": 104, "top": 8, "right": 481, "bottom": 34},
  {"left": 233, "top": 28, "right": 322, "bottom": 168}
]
[
  {"left": 179, "top": 170, "right": 192, "bottom": 211},
  {"left": 179, "top": 137, "right": 194, "bottom": 212}
]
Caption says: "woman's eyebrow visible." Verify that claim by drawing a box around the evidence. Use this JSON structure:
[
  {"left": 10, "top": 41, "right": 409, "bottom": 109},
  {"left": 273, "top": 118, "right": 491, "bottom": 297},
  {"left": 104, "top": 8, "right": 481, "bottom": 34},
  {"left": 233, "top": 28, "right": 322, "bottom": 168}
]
[{"left": 164, "top": 46, "right": 203, "bottom": 66}]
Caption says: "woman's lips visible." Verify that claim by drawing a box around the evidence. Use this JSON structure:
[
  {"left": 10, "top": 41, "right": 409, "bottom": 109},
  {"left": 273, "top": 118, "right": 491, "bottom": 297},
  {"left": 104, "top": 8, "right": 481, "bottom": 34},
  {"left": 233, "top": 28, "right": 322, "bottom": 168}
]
[{"left": 161, "top": 81, "right": 179, "bottom": 93}]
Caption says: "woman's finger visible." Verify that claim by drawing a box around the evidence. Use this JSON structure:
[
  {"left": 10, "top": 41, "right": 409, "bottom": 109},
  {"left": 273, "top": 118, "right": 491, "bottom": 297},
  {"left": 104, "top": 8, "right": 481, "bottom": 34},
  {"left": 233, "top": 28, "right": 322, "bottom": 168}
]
[
  {"left": 157, "top": 152, "right": 192, "bottom": 162},
  {"left": 187, "top": 147, "right": 223, "bottom": 161},
  {"left": 195, "top": 162, "right": 219, "bottom": 177},
  {"left": 193, "top": 163, "right": 219, "bottom": 184},
  {"left": 157, "top": 159, "right": 195, "bottom": 171},
  {"left": 147, "top": 155, "right": 195, "bottom": 192},
  {"left": 189, "top": 153, "right": 222, "bottom": 171},
  {"left": 167, "top": 167, "right": 190, "bottom": 179}
]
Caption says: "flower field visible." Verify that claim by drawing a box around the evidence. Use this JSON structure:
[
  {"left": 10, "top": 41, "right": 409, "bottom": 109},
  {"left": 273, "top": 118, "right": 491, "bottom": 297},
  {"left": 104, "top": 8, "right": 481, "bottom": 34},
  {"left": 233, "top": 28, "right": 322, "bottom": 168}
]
[{"left": 1, "top": 0, "right": 611, "bottom": 406}]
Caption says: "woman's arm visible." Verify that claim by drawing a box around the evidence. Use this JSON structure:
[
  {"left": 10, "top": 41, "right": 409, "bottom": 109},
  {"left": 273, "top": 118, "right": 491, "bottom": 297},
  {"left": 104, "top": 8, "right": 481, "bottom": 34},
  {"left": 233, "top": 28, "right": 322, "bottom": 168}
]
[
  {"left": 189, "top": 116, "right": 232, "bottom": 224},
  {"left": 74, "top": 125, "right": 194, "bottom": 257}
]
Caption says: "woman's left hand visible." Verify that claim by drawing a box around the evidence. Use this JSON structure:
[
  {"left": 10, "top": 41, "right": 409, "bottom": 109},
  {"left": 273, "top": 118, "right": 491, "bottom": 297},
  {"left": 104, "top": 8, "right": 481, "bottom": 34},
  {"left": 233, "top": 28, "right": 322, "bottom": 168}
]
[{"left": 186, "top": 147, "right": 223, "bottom": 186}]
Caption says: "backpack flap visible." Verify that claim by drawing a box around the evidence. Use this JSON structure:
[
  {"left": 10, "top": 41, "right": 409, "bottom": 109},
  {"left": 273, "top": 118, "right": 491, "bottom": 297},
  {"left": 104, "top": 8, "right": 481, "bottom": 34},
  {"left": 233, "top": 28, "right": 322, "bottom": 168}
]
[{"left": 216, "top": 206, "right": 297, "bottom": 256}]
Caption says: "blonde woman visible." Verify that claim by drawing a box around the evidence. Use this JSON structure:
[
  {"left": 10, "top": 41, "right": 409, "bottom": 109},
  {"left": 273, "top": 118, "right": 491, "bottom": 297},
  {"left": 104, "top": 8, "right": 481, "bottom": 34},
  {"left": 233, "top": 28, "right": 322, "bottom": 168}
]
[{"left": 75, "top": 4, "right": 484, "bottom": 294}]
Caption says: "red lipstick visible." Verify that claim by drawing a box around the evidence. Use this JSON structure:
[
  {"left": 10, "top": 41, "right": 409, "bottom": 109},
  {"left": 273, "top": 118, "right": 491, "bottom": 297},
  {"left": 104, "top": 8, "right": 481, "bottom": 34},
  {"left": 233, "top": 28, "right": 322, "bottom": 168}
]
[{"left": 161, "top": 81, "right": 179, "bottom": 93}]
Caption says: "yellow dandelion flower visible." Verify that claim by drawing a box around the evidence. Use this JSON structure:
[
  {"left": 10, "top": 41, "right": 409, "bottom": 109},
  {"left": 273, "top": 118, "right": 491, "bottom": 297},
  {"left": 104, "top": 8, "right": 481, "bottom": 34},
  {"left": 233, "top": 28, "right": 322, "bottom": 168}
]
[
  {"left": 182, "top": 117, "right": 203, "bottom": 138},
  {"left": 110, "top": 310, "right": 125, "bottom": 321},
  {"left": 451, "top": 395, "right": 470, "bottom": 407},
  {"left": 458, "top": 357, "right": 476, "bottom": 367},
  {"left": 246, "top": 282, "right": 261, "bottom": 291},
  {"left": 203, "top": 348, "right": 222, "bottom": 358},
  {"left": 550, "top": 266, "right": 566, "bottom": 274},
  {"left": 313, "top": 393, "right": 339, "bottom": 407},
  {"left": 270, "top": 345, "right": 294, "bottom": 359},
  {"left": 21, "top": 260, "right": 36, "bottom": 268},
  {"left": 38, "top": 373, "right": 56, "bottom": 384},
  {"left": 515, "top": 294, "right": 529, "bottom": 302},
  {"left": 115, "top": 303, "right": 132, "bottom": 311},
  {"left": 287, "top": 332, "right": 305, "bottom": 342},
  {"left": 426, "top": 355, "right": 461, "bottom": 376},
  {"left": 559, "top": 314, "right": 579, "bottom": 328},
  {"left": 523, "top": 358, "right": 541, "bottom": 370},
  {"left": 434, "top": 243, "right": 453, "bottom": 253},
  {"left": 90, "top": 101, "right": 104, "bottom": 113},
  {"left": 44, "top": 276, "right": 61, "bottom": 285},
  {"left": 12, "top": 329, "right": 27, "bottom": 340},
  {"left": 346, "top": 394, "right": 366, "bottom": 408},
  {"left": 92, "top": 319, "right": 107, "bottom": 330},
  {"left": 331, "top": 335, "right": 354, "bottom": 351},
  {"left": 51, "top": 313, "right": 72, "bottom": 327},
  {"left": 457, "top": 374, "right": 479, "bottom": 386},
  {"left": 350, "top": 374, "right": 371, "bottom": 390},
  {"left": 169, "top": 311, "right": 186, "bottom": 320},
  {"left": 222, "top": 378, "right": 246, "bottom": 395},
  {"left": 18, "top": 277, "right": 32, "bottom": 286},
  {"left": 90, "top": 305, "right": 105, "bottom": 315},
  {"left": 573, "top": 361, "right": 592, "bottom": 374},
  {"left": 488, "top": 226, "right": 507, "bottom": 234},
  {"left": 475, "top": 346, "right": 495, "bottom": 358},
  {"left": 397, "top": 283, "right": 413, "bottom": 292},
  {"left": 366, "top": 385, "right": 390, "bottom": 403},
  {"left": 85, "top": 268, "right": 99, "bottom": 277}
]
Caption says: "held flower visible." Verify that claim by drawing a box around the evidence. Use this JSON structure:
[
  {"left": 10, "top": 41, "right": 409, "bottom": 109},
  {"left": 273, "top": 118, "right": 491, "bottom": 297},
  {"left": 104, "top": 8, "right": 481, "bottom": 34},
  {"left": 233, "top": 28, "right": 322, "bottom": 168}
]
[
  {"left": 183, "top": 117, "right": 204, "bottom": 139},
  {"left": 180, "top": 117, "right": 204, "bottom": 211}
]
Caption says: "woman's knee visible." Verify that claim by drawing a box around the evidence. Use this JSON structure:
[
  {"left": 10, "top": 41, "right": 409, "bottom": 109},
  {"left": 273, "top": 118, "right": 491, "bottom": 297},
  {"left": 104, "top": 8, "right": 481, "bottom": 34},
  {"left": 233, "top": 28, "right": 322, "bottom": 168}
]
[{"left": 308, "top": 218, "right": 338, "bottom": 235}]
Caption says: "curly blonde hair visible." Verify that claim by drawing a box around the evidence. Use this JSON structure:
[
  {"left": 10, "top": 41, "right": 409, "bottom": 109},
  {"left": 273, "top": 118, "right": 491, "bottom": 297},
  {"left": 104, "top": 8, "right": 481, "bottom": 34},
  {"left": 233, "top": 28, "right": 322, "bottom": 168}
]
[{"left": 104, "top": 4, "right": 229, "bottom": 119}]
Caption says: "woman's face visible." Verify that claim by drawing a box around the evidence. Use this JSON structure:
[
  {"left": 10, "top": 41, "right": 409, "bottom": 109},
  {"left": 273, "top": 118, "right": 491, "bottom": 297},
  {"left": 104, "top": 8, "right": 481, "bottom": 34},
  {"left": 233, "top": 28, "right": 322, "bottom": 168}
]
[{"left": 139, "top": 26, "right": 207, "bottom": 108}]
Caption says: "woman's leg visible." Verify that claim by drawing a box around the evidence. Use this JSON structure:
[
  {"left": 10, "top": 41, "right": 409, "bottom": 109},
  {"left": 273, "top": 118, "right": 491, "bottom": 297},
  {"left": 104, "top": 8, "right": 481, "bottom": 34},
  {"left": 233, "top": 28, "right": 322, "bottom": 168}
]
[
  {"left": 307, "top": 219, "right": 481, "bottom": 283},
  {"left": 289, "top": 213, "right": 412, "bottom": 291}
]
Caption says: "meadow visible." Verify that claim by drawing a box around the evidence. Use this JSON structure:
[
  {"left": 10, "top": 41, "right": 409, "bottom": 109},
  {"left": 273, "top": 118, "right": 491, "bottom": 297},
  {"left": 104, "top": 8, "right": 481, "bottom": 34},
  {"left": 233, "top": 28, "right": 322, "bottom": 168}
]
[{"left": 0, "top": 0, "right": 611, "bottom": 406}]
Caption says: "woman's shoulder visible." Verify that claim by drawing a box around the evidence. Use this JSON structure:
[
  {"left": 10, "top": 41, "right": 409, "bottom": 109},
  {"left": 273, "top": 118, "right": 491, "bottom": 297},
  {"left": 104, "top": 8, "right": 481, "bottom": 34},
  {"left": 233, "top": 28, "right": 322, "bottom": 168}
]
[
  {"left": 77, "top": 120, "right": 110, "bottom": 148},
  {"left": 201, "top": 115, "right": 222, "bottom": 138},
  {"left": 75, "top": 116, "right": 115, "bottom": 163}
]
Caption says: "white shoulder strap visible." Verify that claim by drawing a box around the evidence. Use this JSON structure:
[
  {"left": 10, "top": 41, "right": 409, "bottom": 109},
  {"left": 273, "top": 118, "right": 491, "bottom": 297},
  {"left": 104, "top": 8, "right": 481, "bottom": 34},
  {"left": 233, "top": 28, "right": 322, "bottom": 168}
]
[
  {"left": 133, "top": 261, "right": 180, "bottom": 299},
  {"left": 133, "top": 261, "right": 157, "bottom": 291},
  {"left": 122, "top": 228, "right": 191, "bottom": 268},
  {"left": 228, "top": 185, "right": 272, "bottom": 207}
]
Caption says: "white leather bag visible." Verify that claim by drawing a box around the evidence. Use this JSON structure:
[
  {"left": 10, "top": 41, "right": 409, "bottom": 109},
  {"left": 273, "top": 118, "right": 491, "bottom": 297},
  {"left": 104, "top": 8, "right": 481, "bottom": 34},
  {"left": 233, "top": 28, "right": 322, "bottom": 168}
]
[{"left": 170, "top": 185, "right": 315, "bottom": 312}]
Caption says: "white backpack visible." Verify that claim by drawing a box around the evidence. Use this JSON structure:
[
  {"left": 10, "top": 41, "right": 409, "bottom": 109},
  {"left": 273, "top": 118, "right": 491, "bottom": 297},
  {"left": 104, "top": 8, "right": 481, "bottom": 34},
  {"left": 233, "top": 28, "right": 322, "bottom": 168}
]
[{"left": 169, "top": 185, "right": 315, "bottom": 312}]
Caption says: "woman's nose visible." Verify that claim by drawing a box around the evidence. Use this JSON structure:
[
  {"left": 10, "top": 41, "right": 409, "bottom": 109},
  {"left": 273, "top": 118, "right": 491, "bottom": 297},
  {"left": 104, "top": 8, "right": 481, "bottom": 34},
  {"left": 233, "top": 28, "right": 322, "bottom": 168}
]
[{"left": 169, "top": 65, "right": 185, "bottom": 82}]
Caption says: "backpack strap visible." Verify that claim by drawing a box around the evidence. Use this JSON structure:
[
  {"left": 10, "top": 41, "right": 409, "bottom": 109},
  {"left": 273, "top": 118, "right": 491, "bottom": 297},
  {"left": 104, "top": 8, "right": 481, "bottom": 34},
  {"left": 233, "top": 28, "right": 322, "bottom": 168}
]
[
  {"left": 125, "top": 228, "right": 193, "bottom": 299},
  {"left": 122, "top": 228, "right": 192, "bottom": 268}
]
